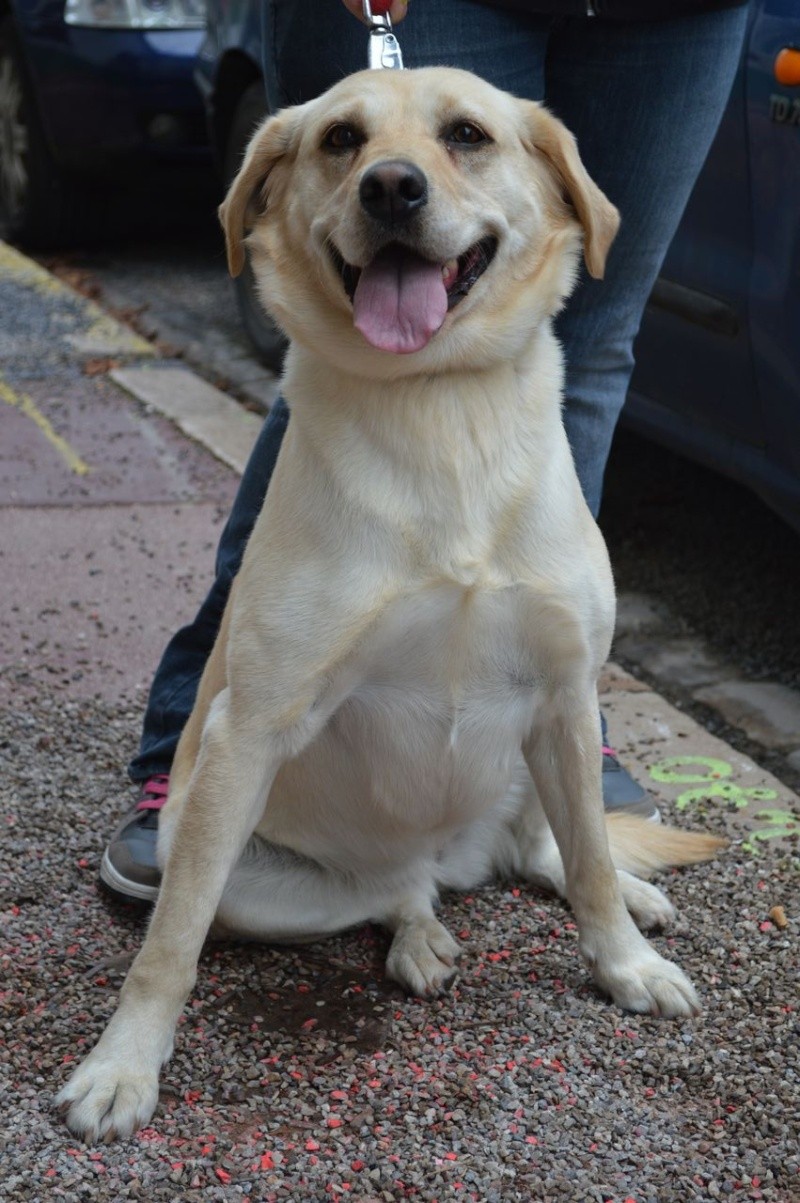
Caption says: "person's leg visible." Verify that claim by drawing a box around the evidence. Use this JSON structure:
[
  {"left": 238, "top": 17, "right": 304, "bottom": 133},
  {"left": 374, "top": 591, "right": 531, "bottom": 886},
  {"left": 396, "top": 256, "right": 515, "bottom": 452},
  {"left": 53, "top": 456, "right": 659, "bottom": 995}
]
[
  {"left": 264, "top": 0, "right": 550, "bottom": 108},
  {"left": 102, "top": 2, "right": 554, "bottom": 901},
  {"left": 129, "top": 397, "right": 290, "bottom": 782},
  {"left": 100, "top": 399, "right": 289, "bottom": 902},
  {"left": 133, "top": 1, "right": 551, "bottom": 782},
  {"left": 264, "top": 0, "right": 746, "bottom": 515},
  {"left": 547, "top": 7, "right": 748, "bottom": 518}
]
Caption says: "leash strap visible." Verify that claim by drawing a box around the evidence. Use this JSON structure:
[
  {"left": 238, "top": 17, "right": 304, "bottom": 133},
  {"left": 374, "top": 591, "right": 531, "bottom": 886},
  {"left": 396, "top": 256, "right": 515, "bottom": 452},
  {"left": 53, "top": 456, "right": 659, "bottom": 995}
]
[{"left": 362, "top": 0, "right": 404, "bottom": 70}]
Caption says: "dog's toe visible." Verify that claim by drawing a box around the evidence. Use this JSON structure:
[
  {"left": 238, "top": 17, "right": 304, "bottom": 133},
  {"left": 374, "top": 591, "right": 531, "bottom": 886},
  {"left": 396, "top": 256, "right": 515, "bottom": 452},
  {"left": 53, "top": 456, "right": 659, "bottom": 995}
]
[
  {"left": 385, "top": 918, "right": 461, "bottom": 998},
  {"left": 56, "top": 1055, "right": 159, "bottom": 1142},
  {"left": 617, "top": 872, "right": 676, "bottom": 930},
  {"left": 595, "top": 949, "right": 700, "bottom": 1019}
]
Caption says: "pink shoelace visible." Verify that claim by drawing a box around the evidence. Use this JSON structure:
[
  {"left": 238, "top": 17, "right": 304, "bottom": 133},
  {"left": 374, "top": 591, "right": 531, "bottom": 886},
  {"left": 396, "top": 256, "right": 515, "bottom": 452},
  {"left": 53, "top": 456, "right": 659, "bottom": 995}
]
[{"left": 135, "top": 774, "right": 170, "bottom": 813}]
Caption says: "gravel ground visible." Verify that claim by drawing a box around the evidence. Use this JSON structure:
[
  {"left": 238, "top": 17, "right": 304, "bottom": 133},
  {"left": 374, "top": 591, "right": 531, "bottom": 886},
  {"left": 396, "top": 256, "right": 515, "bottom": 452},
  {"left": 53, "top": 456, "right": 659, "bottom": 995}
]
[{"left": 2, "top": 689, "right": 798, "bottom": 1203}]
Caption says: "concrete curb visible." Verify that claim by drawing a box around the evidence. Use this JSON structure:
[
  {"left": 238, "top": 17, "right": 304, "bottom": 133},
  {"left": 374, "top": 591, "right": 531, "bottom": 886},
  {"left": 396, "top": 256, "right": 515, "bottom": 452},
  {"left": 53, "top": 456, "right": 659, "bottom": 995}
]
[
  {"left": 600, "top": 665, "right": 799, "bottom": 859},
  {"left": 0, "top": 242, "right": 155, "bottom": 358},
  {"left": 111, "top": 365, "right": 264, "bottom": 476}
]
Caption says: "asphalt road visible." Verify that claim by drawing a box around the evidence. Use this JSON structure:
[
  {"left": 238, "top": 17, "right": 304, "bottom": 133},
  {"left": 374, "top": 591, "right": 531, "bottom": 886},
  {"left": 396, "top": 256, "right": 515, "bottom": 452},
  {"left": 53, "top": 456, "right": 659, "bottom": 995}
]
[{"left": 36, "top": 222, "right": 800, "bottom": 779}]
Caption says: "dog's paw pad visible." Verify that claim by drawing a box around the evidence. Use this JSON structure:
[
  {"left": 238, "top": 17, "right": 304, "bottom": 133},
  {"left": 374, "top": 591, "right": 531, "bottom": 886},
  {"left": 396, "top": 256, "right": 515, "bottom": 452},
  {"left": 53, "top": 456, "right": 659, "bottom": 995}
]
[
  {"left": 56, "top": 1056, "right": 159, "bottom": 1142},
  {"left": 386, "top": 918, "right": 461, "bottom": 998}
]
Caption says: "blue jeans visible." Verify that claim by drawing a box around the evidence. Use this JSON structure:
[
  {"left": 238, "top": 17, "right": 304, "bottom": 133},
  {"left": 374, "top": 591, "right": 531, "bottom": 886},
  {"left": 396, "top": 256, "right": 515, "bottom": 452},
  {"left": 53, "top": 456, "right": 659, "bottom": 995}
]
[{"left": 129, "top": 0, "right": 747, "bottom": 781}]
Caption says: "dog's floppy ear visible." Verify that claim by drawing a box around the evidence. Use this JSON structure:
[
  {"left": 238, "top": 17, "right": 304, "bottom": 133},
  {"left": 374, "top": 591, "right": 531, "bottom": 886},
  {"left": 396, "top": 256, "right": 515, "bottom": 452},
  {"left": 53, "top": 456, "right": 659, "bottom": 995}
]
[
  {"left": 219, "top": 107, "right": 303, "bottom": 277},
  {"left": 523, "top": 105, "right": 620, "bottom": 279}
]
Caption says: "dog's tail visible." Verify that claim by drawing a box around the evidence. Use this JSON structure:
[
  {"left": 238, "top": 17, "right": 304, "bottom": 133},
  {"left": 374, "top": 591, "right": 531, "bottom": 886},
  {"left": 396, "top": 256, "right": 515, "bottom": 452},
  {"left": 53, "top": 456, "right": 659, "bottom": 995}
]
[{"left": 605, "top": 813, "right": 727, "bottom": 879}]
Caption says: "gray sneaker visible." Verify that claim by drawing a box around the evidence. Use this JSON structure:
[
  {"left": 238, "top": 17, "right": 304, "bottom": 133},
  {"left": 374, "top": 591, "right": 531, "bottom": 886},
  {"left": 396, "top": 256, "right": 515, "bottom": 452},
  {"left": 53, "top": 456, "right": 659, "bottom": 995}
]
[
  {"left": 99, "top": 775, "right": 169, "bottom": 903},
  {"left": 601, "top": 714, "right": 659, "bottom": 821}
]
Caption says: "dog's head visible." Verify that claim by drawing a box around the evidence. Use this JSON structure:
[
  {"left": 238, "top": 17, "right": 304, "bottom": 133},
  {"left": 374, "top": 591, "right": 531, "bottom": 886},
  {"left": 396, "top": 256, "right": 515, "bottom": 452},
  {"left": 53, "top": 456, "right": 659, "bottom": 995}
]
[{"left": 220, "top": 67, "right": 619, "bottom": 375}]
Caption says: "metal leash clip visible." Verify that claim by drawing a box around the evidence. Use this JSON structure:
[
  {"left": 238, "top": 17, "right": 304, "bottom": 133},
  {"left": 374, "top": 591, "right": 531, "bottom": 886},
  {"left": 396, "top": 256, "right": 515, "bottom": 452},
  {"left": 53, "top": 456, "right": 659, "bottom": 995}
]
[{"left": 362, "top": 0, "right": 404, "bottom": 71}]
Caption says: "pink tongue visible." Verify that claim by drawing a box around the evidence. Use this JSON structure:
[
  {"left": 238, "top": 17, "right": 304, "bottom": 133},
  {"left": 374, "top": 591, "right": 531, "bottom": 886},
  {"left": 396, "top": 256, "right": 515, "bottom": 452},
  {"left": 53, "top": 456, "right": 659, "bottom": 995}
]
[{"left": 353, "top": 246, "right": 448, "bottom": 354}]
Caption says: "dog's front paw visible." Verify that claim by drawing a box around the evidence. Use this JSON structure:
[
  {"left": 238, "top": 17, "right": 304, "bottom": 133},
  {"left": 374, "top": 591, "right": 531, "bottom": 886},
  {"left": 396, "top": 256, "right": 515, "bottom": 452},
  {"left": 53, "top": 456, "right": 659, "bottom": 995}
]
[
  {"left": 56, "top": 1052, "right": 160, "bottom": 1142},
  {"left": 386, "top": 917, "right": 460, "bottom": 997},
  {"left": 592, "top": 945, "right": 700, "bottom": 1018}
]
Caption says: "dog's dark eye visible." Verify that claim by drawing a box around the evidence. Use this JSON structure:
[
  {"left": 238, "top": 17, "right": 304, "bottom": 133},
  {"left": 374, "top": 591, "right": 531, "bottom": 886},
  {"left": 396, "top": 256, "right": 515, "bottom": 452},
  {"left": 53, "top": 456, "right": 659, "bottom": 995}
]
[
  {"left": 445, "top": 121, "right": 491, "bottom": 147},
  {"left": 323, "top": 123, "right": 365, "bottom": 152}
]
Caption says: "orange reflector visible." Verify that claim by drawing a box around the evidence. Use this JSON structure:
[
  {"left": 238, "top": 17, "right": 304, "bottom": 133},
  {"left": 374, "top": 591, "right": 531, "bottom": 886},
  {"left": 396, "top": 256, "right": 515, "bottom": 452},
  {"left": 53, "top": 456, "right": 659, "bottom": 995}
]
[{"left": 775, "top": 48, "right": 800, "bottom": 86}]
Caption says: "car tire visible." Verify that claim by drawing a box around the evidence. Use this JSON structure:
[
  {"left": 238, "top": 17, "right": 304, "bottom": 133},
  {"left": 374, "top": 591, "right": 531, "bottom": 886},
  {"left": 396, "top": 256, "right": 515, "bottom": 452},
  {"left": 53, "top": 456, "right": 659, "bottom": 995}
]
[
  {"left": 223, "top": 80, "right": 288, "bottom": 373},
  {"left": 0, "top": 15, "right": 93, "bottom": 247}
]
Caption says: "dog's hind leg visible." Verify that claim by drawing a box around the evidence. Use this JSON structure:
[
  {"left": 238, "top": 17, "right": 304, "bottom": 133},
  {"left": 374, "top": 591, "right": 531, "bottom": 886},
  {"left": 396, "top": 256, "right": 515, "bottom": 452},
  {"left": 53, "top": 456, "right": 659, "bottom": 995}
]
[
  {"left": 211, "top": 837, "right": 389, "bottom": 944},
  {"left": 492, "top": 761, "right": 723, "bottom": 931},
  {"left": 218, "top": 843, "right": 459, "bottom": 999}
]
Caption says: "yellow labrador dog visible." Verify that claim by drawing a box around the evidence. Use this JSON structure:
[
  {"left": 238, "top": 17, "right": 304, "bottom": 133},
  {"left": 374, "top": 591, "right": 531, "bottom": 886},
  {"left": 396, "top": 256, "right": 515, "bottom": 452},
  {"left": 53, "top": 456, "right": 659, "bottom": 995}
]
[{"left": 57, "top": 67, "right": 723, "bottom": 1140}]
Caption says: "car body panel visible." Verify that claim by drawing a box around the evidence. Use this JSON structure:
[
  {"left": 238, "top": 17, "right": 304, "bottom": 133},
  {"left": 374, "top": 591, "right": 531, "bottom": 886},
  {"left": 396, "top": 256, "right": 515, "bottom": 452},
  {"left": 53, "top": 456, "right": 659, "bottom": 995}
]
[
  {"left": 746, "top": 0, "right": 800, "bottom": 496},
  {"left": 9, "top": 0, "right": 207, "bottom": 171},
  {"left": 628, "top": 0, "right": 800, "bottom": 531}
]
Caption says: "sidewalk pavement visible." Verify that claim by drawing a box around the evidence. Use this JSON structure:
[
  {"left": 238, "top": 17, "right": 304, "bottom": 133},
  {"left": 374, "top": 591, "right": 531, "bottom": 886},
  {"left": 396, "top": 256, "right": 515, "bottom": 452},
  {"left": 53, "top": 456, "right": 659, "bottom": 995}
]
[{"left": 1, "top": 240, "right": 798, "bottom": 1202}]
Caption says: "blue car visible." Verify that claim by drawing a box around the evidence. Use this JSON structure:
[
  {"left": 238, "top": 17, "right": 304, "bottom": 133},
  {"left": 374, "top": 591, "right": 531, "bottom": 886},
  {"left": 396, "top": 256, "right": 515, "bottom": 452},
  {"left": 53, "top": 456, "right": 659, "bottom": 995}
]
[
  {"left": 627, "top": 1, "right": 800, "bottom": 534},
  {"left": 0, "top": 0, "right": 210, "bottom": 245},
  {"left": 197, "top": 0, "right": 800, "bottom": 530}
]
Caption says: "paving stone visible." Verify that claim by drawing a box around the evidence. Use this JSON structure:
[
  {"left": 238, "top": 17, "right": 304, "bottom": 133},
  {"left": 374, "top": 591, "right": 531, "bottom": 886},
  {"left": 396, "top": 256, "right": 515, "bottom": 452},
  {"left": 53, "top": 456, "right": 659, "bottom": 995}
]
[
  {"left": 693, "top": 680, "right": 800, "bottom": 750},
  {"left": 601, "top": 683, "right": 799, "bottom": 849},
  {"left": 0, "top": 241, "right": 153, "bottom": 361},
  {"left": 0, "top": 499, "right": 236, "bottom": 706},
  {"left": 112, "top": 366, "right": 263, "bottom": 475},
  {"left": 597, "top": 661, "right": 649, "bottom": 694},
  {"left": 613, "top": 633, "right": 734, "bottom": 689}
]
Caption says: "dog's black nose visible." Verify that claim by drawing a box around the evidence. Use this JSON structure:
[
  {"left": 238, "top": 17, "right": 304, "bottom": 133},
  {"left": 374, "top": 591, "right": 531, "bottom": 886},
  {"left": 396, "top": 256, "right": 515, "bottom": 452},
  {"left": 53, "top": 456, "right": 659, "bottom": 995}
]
[{"left": 359, "top": 159, "right": 428, "bottom": 225}]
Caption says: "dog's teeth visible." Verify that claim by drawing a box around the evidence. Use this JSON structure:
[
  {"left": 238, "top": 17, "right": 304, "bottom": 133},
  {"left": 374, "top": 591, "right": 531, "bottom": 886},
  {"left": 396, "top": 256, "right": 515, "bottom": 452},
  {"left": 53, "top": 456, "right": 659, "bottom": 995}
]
[{"left": 442, "top": 259, "right": 459, "bottom": 288}]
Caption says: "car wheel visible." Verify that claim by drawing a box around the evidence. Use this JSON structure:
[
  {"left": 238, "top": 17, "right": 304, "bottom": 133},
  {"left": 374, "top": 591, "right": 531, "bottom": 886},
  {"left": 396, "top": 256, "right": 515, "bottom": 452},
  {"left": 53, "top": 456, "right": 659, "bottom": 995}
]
[
  {"left": 223, "top": 80, "right": 288, "bottom": 373},
  {"left": 0, "top": 16, "right": 91, "bottom": 246}
]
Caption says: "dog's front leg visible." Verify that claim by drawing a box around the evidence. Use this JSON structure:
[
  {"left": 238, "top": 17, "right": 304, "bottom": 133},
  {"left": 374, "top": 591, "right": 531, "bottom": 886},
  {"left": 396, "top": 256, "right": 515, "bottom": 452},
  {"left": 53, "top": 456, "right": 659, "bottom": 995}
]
[
  {"left": 523, "top": 692, "right": 700, "bottom": 1017},
  {"left": 56, "top": 694, "right": 287, "bottom": 1141}
]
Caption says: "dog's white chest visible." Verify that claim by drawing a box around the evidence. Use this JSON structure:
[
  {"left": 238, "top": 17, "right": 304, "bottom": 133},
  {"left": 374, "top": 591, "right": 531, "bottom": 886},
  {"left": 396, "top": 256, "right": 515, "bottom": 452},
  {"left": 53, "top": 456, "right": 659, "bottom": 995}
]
[{"left": 260, "top": 582, "right": 542, "bottom": 865}]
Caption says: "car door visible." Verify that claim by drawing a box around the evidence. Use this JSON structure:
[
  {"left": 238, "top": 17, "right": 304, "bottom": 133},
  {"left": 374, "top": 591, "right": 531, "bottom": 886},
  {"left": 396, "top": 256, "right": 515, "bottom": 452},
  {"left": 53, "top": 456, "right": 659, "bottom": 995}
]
[
  {"left": 626, "top": 8, "right": 763, "bottom": 456},
  {"left": 745, "top": 0, "right": 800, "bottom": 525}
]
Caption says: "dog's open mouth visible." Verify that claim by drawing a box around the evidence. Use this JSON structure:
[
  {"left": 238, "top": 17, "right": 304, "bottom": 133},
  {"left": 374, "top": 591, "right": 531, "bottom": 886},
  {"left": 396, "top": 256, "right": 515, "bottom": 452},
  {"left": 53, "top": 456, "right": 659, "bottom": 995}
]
[{"left": 331, "top": 237, "right": 498, "bottom": 355}]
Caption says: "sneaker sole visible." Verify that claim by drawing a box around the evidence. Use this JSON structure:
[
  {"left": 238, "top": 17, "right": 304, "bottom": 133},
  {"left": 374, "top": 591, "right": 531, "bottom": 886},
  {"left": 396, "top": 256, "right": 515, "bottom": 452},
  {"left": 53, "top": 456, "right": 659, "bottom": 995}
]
[
  {"left": 604, "top": 803, "right": 662, "bottom": 823},
  {"left": 99, "top": 850, "right": 160, "bottom": 903}
]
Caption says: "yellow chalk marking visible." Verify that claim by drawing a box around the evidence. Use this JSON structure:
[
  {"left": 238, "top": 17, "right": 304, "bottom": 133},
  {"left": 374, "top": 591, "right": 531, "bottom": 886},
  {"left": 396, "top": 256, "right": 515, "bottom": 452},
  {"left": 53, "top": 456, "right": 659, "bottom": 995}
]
[
  {"left": 0, "top": 239, "right": 154, "bottom": 355},
  {"left": 0, "top": 241, "right": 64, "bottom": 295},
  {"left": 0, "top": 374, "right": 89, "bottom": 476}
]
